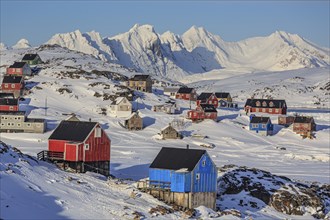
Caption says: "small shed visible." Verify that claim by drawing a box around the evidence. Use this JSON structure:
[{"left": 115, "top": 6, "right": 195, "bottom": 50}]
[
  {"left": 293, "top": 116, "right": 316, "bottom": 138},
  {"left": 124, "top": 112, "right": 143, "bottom": 130},
  {"left": 21, "top": 54, "right": 43, "bottom": 65},
  {"left": 249, "top": 116, "right": 273, "bottom": 136},
  {"left": 160, "top": 124, "right": 181, "bottom": 139},
  {"left": 148, "top": 147, "right": 217, "bottom": 210}
]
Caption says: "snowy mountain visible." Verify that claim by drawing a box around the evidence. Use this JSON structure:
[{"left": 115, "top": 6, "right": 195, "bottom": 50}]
[
  {"left": 42, "top": 24, "right": 329, "bottom": 80},
  {"left": 0, "top": 42, "right": 8, "bottom": 51},
  {"left": 12, "top": 39, "right": 31, "bottom": 49}
]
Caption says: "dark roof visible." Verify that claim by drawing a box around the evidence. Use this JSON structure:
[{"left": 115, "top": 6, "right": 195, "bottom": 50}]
[
  {"left": 177, "top": 87, "right": 194, "bottom": 94},
  {"left": 26, "top": 118, "right": 45, "bottom": 123},
  {"left": 22, "top": 54, "right": 39, "bottom": 61},
  {"left": 215, "top": 92, "right": 230, "bottom": 98},
  {"left": 130, "top": 75, "right": 151, "bottom": 81},
  {"left": 294, "top": 116, "right": 314, "bottom": 123},
  {"left": 9, "top": 62, "right": 27, "bottom": 68},
  {"left": 197, "top": 93, "right": 213, "bottom": 101},
  {"left": 150, "top": 147, "right": 206, "bottom": 171},
  {"left": 0, "top": 111, "right": 25, "bottom": 115},
  {"left": 0, "top": 93, "right": 15, "bottom": 98},
  {"left": 200, "top": 104, "right": 217, "bottom": 112},
  {"left": 244, "top": 99, "right": 286, "bottom": 108},
  {"left": 250, "top": 116, "right": 270, "bottom": 124},
  {"left": 2, "top": 75, "right": 23, "bottom": 84},
  {"left": 49, "top": 121, "right": 98, "bottom": 142},
  {"left": 0, "top": 98, "right": 18, "bottom": 106}
]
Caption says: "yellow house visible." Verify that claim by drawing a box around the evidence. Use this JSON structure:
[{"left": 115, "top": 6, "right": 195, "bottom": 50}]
[{"left": 128, "top": 75, "right": 152, "bottom": 93}]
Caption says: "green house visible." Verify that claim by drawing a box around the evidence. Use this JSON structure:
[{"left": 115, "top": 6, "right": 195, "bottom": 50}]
[{"left": 21, "top": 54, "right": 42, "bottom": 65}]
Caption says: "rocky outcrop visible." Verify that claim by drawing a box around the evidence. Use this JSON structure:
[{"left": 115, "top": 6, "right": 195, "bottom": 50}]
[{"left": 218, "top": 166, "right": 329, "bottom": 218}]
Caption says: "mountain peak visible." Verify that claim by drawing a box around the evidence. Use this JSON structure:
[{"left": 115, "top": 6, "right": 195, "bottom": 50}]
[
  {"left": 12, "top": 39, "right": 31, "bottom": 49},
  {"left": 0, "top": 42, "right": 8, "bottom": 50},
  {"left": 129, "top": 24, "right": 155, "bottom": 33}
]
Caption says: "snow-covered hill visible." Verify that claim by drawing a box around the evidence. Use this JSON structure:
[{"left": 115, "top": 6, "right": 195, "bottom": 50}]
[
  {"left": 40, "top": 24, "right": 330, "bottom": 80},
  {"left": 12, "top": 39, "right": 31, "bottom": 49}
]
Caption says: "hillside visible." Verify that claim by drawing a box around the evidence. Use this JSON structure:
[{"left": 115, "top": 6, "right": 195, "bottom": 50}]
[{"left": 0, "top": 46, "right": 329, "bottom": 219}]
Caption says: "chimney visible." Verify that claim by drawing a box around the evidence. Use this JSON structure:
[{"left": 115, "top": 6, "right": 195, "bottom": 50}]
[{"left": 186, "top": 144, "right": 189, "bottom": 150}]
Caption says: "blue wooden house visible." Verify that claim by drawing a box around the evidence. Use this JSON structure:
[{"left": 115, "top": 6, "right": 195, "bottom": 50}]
[
  {"left": 148, "top": 147, "right": 217, "bottom": 209},
  {"left": 249, "top": 116, "right": 273, "bottom": 136}
]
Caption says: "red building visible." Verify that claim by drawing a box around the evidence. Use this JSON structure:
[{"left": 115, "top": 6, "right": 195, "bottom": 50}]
[
  {"left": 175, "top": 87, "right": 197, "bottom": 101},
  {"left": 0, "top": 75, "right": 24, "bottom": 98},
  {"left": 6, "top": 62, "right": 32, "bottom": 76},
  {"left": 44, "top": 120, "right": 111, "bottom": 176},
  {"left": 293, "top": 116, "right": 316, "bottom": 138},
  {"left": 244, "top": 99, "right": 287, "bottom": 115},
  {"left": 196, "top": 93, "right": 218, "bottom": 108},
  {"left": 0, "top": 98, "right": 19, "bottom": 111},
  {"left": 187, "top": 104, "right": 218, "bottom": 122}
]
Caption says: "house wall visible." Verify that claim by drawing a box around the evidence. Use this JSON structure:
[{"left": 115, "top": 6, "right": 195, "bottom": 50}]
[
  {"left": 245, "top": 107, "right": 286, "bottom": 115},
  {"left": 0, "top": 105, "right": 19, "bottom": 111},
  {"left": 204, "top": 112, "right": 217, "bottom": 120},
  {"left": 0, "top": 114, "right": 45, "bottom": 133},
  {"left": 149, "top": 168, "right": 171, "bottom": 183},
  {"left": 176, "top": 92, "right": 197, "bottom": 101},
  {"left": 250, "top": 123, "right": 273, "bottom": 136},
  {"left": 128, "top": 79, "right": 152, "bottom": 93},
  {"left": 161, "top": 126, "right": 180, "bottom": 139},
  {"left": 293, "top": 123, "right": 315, "bottom": 133},
  {"left": 171, "top": 172, "right": 191, "bottom": 192},
  {"left": 126, "top": 116, "right": 143, "bottom": 130},
  {"left": 7, "top": 68, "right": 22, "bottom": 75},
  {"left": 192, "top": 153, "right": 217, "bottom": 193}
]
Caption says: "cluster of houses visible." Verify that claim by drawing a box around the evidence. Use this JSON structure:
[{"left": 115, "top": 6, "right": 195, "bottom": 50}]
[
  {"left": 0, "top": 62, "right": 319, "bottom": 210},
  {"left": 245, "top": 99, "right": 316, "bottom": 138},
  {"left": 0, "top": 54, "right": 46, "bottom": 133}
]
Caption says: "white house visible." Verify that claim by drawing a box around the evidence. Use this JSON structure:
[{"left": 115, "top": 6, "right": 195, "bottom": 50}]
[
  {"left": 152, "top": 101, "right": 180, "bottom": 114},
  {"left": 109, "top": 97, "right": 132, "bottom": 118},
  {"left": 163, "top": 87, "right": 179, "bottom": 99}
]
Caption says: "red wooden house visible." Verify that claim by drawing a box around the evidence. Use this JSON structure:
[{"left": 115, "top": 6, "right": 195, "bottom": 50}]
[
  {"left": 175, "top": 87, "right": 197, "bottom": 101},
  {"left": 196, "top": 93, "right": 218, "bottom": 108},
  {"left": 0, "top": 98, "right": 19, "bottom": 111},
  {"left": 244, "top": 99, "right": 287, "bottom": 115},
  {"left": 6, "top": 62, "right": 32, "bottom": 76},
  {"left": 293, "top": 116, "right": 316, "bottom": 138},
  {"left": 0, "top": 75, "right": 24, "bottom": 98},
  {"left": 42, "top": 120, "right": 111, "bottom": 176},
  {"left": 187, "top": 104, "right": 218, "bottom": 122}
]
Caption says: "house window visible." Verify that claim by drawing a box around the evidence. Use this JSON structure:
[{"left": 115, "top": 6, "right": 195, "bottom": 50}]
[
  {"left": 16, "top": 69, "right": 20, "bottom": 73},
  {"left": 4, "top": 84, "right": 8, "bottom": 88},
  {"left": 196, "top": 173, "right": 200, "bottom": 180},
  {"left": 17, "top": 123, "right": 21, "bottom": 127},
  {"left": 95, "top": 127, "right": 102, "bottom": 138},
  {"left": 202, "top": 160, "right": 206, "bottom": 167},
  {"left": 27, "top": 123, "right": 31, "bottom": 127},
  {"left": 262, "top": 124, "right": 266, "bottom": 128},
  {"left": 7, "top": 123, "right": 10, "bottom": 126},
  {"left": 9, "top": 106, "right": 13, "bottom": 110},
  {"left": 252, "top": 124, "right": 258, "bottom": 128},
  {"left": 262, "top": 101, "right": 267, "bottom": 107},
  {"left": 256, "top": 108, "right": 259, "bottom": 112},
  {"left": 262, "top": 108, "right": 266, "bottom": 112},
  {"left": 269, "top": 102, "right": 274, "bottom": 107},
  {"left": 275, "top": 109, "right": 279, "bottom": 113},
  {"left": 11, "top": 84, "right": 15, "bottom": 88},
  {"left": 84, "top": 144, "right": 90, "bottom": 150},
  {"left": 256, "top": 101, "right": 261, "bottom": 107},
  {"left": 269, "top": 109, "right": 273, "bottom": 112},
  {"left": 1, "top": 123, "right": 5, "bottom": 126}
]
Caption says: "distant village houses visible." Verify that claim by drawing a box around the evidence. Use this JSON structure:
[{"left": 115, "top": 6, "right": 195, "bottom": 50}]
[
  {"left": 128, "top": 75, "right": 152, "bottom": 93},
  {"left": 0, "top": 98, "right": 19, "bottom": 111},
  {"left": 139, "top": 147, "right": 217, "bottom": 210},
  {"left": 244, "top": 99, "right": 287, "bottom": 115},
  {"left": 0, "top": 75, "right": 24, "bottom": 98},
  {"left": 160, "top": 124, "right": 181, "bottom": 139},
  {"left": 153, "top": 101, "right": 180, "bottom": 114},
  {"left": 249, "top": 115, "right": 273, "bottom": 136},
  {"left": 109, "top": 97, "right": 132, "bottom": 118},
  {"left": 293, "top": 116, "right": 316, "bottom": 138},
  {"left": 163, "top": 87, "right": 179, "bottom": 99},
  {"left": 21, "top": 53, "right": 43, "bottom": 65},
  {"left": 175, "top": 87, "right": 197, "bottom": 101},
  {"left": 0, "top": 111, "right": 46, "bottom": 133},
  {"left": 6, "top": 62, "right": 32, "bottom": 76},
  {"left": 124, "top": 112, "right": 143, "bottom": 130},
  {"left": 196, "top": 93, "right": 218, "bottom": 108}
]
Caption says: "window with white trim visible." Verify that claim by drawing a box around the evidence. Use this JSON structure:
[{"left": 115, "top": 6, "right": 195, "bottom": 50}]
[
  {"left": 84, "top": 144, "right": 90, "bottom": 150},
  {"left": 202, "top": 160, "right": 206, "bottom": 167},
  {"left": 262, "top": 124, "right": 266, "bottom": 128},
  {"left": 4, "top": 84, "right": 8, "bottom": 88},
  {"left": 252, "top": 124, "right": 258, "bottom": 128},
  {"left": 11, "top": 84, "right": 15, "bottom": 88},
  {"left": 196, "top": 173, "right": 200, "bottom": 180}
]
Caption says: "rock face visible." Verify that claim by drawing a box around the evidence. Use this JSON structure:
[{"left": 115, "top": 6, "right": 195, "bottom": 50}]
[{"left": 217, "top": 166, "right": 329, "bottom": 219}]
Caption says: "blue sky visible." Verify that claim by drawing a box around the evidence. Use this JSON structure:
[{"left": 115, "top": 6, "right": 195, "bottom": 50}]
[{"left": 1, "top": 1, "right": 329, "bottom": 47}]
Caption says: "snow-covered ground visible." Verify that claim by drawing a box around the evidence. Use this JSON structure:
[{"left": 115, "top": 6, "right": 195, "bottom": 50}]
[{"left": 0, "top": 46, "right": 329, "bottom": 219}]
